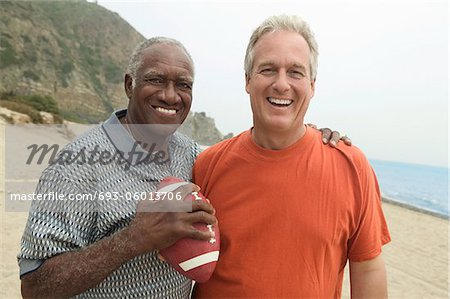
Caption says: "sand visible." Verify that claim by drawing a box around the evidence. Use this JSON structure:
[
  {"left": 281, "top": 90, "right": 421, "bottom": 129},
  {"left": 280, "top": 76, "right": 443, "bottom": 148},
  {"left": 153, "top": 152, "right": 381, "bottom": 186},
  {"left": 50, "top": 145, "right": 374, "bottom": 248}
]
[{"left": 1, "top": 124, "right": 448, "bottom": 298}]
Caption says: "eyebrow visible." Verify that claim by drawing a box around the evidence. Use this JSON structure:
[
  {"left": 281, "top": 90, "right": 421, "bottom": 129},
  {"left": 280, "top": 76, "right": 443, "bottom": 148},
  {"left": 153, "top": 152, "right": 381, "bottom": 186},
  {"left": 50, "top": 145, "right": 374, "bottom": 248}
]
[
  {"left": 143, "top": 70, "right": 163, "bottom": 77},
  {"left": 142, "top": 70, "right": 193, "bottom": 81},
  {"left": 291, "top": 64, "right": 307, "bottom": 72},
  {"left": 256, "top": 61, "right": 308, "bottom": 71},
  {"left": 255, "top": 61, "right": 276, "bottom": 69}
]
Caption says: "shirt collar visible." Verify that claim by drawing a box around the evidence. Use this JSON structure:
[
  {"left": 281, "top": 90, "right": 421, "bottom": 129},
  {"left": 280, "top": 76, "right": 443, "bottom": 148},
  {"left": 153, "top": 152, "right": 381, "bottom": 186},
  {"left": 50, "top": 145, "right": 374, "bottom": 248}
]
[{"left": 102, "top": 109, "right": 152, "bottom": 166}]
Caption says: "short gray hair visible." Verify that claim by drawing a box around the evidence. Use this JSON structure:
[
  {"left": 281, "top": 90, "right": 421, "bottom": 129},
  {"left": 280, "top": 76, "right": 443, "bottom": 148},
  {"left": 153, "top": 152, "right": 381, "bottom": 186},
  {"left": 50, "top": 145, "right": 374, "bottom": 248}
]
[
  {"left": 244, "top": 15, "right": 319, "bottom": 81},
  {"left": 127, "top": 37, "right": 195, "bottom": 82}
]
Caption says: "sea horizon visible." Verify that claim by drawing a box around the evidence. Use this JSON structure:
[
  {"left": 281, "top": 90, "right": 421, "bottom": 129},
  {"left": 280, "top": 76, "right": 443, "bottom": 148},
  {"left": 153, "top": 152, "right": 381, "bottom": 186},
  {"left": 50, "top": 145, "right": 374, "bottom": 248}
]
[{"left": 369, "top": 159, "right": 449, "bottom": 219}]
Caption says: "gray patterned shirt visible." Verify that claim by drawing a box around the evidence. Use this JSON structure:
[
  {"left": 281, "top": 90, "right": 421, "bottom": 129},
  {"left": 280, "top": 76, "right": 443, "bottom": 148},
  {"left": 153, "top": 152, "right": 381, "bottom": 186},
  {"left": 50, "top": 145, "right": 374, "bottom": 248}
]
[{"left": 18, "top": 109, "right": 201, "bottom": 298}]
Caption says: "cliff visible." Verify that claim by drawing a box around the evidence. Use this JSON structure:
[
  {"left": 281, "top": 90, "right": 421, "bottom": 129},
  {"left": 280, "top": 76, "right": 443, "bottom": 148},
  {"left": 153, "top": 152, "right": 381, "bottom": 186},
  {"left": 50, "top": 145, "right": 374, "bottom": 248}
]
[{"left": 0, "top": 0, "right": 231, "bottom": 144}]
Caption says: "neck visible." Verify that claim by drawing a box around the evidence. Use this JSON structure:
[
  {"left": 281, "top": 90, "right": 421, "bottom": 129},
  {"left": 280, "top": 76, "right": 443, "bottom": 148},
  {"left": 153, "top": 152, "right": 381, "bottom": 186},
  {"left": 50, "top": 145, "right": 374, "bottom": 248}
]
[
  {"left": 121, "top": 116, "right": 171, "bottom": 153},
  {"left": 251, "top": 125, "right": 307, "bottom": 150}
]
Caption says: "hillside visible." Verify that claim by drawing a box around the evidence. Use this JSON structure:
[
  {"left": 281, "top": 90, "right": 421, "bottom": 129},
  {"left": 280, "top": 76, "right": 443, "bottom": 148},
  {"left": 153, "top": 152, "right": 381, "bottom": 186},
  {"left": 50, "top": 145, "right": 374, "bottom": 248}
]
[
  {"left": 0, "top": 0, "right": 144, "bottom": 123},
  {"left": 0, "top": 0, "right": 230, "bottom": 143}
]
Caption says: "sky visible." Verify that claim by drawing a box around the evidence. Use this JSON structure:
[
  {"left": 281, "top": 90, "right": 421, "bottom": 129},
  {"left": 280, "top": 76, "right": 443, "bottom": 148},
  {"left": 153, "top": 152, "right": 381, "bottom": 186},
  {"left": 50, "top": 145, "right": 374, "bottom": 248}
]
[{"left": 97, "top": 0, "right": 448, "bottom": 168}]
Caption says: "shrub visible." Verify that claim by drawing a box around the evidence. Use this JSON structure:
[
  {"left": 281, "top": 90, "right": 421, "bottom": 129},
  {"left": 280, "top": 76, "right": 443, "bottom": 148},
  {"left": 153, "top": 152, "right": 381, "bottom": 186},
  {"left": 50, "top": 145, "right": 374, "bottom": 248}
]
[
  {"left": 0, "top": 113, "right": 13, "bottom": 124},
  {"left": 0, "top": 93, "right": 59, "bottom": 114},
  {"left": 0, "top": 100, "right": 43, "bottom": 123},
  {"left": 21, "top": 34, "right": 31, "bottom": 43},
  {"left": 60, "top": 110, "right": 87, "bottom": 123},
  {"left": 22, "top": 94, "right": 59, "bottom": 114},
  {"left": 61, "top": 60, "right": 74, "bottom": 75},
  {"left": 52, "top": 113, "right": 64, "bottom": 124},
  {"left": 0, "top": 37, "right": 21, "bottom": 68},
  {"left": 23, "top": 70, "right": 40, "bottom": 81},
  {"left": 104, "top": 61, "right": 123, "bottom": 84}
]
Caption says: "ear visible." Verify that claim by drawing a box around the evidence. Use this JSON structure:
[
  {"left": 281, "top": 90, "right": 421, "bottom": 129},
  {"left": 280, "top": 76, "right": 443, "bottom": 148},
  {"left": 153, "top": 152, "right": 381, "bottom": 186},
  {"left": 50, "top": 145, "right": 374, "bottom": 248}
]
[
  {"left": 124, "top": 74, "right": 133, "bottom": 100},
  {"left": 245, "top": 74, "right": 251, "bottom": 94},
  {"left": 310, "top": 79, "right": 316, "bottom": 99}
]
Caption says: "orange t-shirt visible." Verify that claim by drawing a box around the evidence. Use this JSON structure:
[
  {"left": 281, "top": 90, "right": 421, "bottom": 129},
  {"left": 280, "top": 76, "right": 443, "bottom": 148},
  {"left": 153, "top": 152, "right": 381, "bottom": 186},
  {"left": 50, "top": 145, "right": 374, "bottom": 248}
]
[{"left": 192, "top": 127, "right": 390, "bottom": 298}]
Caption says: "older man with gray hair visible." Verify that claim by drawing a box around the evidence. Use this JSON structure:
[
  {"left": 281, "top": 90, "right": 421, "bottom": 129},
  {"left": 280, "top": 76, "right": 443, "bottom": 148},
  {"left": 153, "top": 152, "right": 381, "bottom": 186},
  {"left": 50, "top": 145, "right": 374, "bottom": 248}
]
[
  {"left": 192, "top": 15, "right": 390, "bottom": 298},
  {"left": 18, "top": 37, "right": 217, "bottom": 298}
]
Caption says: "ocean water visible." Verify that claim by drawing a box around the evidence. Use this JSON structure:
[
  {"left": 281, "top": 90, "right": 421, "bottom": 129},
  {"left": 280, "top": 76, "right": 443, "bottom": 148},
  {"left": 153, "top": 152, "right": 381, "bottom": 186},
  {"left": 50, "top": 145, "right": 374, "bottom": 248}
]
[{"left": 370, "top": 159, "right": 449, "bottom": 217}]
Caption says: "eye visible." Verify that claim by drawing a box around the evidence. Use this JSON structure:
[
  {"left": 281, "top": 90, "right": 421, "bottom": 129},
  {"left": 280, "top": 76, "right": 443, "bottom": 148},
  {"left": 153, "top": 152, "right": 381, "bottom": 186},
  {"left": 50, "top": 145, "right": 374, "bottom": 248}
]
[
  {"left": 177, "top": 81, "right": 193, "bottom": 91},
  {"left": 288, "top": 69, "right": 306, "bottom": 79},
  {"left": 259, "top": 68, "right": 275, "bottom": 76}
]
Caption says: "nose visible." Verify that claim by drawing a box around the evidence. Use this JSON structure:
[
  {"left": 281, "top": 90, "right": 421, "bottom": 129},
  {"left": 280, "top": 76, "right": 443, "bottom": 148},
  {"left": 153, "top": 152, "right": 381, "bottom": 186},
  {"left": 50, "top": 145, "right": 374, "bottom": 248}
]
[
  {"left": 272, "top": 72, "right": 290, "bottom": 94},
  {"left": 160, "top": 81, "right": 181, "bottom": 105}
]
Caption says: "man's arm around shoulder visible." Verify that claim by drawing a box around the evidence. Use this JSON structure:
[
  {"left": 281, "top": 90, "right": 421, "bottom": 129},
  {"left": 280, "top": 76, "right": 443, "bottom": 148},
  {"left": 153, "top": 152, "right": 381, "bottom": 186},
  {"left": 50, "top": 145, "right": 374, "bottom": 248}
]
[{"left": 349, "top": 254, "right": 388, "bottom": 299}]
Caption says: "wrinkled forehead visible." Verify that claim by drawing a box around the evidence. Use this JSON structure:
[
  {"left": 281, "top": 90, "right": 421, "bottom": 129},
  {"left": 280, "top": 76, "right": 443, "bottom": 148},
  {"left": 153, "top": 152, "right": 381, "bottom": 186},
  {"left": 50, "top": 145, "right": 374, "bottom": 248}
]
[
  {"left": 252, "top": 31, "right": 311, "bottom": 66},
  {"left": 139, "top": 43, "right": 194, "bottom": 78}
]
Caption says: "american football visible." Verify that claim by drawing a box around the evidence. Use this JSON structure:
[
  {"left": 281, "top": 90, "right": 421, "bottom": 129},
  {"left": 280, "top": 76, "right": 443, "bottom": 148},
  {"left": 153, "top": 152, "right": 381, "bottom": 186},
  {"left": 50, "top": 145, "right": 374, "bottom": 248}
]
[{"left": 158, "top": 177, "right": 220, "bottom": 283}]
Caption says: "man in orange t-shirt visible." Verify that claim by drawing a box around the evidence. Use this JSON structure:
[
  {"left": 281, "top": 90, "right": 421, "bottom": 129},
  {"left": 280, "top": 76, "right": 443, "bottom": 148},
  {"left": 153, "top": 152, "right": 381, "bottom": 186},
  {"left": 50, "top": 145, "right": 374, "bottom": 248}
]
[{"left": 192, "top": 15, "right": 390, "bottom": 298}]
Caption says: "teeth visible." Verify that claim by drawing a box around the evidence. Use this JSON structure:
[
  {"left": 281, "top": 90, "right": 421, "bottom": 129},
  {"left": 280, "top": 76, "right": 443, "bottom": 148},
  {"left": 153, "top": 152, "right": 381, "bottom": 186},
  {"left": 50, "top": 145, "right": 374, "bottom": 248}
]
[
  {"left": 268, "top": 97, "right": 292, "bottom": 105},
  {"left": 156, "top": 107, "right": 176, "bottom": 115}
]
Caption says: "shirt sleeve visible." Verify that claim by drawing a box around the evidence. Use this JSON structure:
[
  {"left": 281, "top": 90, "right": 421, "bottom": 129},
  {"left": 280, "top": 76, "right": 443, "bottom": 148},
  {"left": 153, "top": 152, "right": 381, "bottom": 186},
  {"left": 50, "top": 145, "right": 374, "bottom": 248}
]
[
  {"left": 18, "top": 168, "right": 97, "bottom": 276},
  {"left": 347, "top": 152, "right": 391, "bottom": 262}
]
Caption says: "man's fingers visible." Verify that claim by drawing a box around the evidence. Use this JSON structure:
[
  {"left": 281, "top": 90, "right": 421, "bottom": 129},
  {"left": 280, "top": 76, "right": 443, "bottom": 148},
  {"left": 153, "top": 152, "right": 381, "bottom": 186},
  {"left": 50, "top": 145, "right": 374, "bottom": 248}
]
[
  {"left": 307, "top": 123, "right": 318, "bottom": 129},
  {"left": 320, "top": 128, "right": 332, "bottom": 144},
  {"left": 191, "top": 200, "right": 215, "bottom": 215},
  {"left": 319, "top": 127, "right": 352, "bottom": 147},
  {"left": 342, "top": 136, "right": 352, "bottom": 146},
  {"left": 186, "top": 226, "right": 216, "bottom": 241},
  {"left": 185, "top": 210, "right": 217, "bottom": 226},
  {"left": 329, "top": 131, "right": 341, "bottom": 147}
]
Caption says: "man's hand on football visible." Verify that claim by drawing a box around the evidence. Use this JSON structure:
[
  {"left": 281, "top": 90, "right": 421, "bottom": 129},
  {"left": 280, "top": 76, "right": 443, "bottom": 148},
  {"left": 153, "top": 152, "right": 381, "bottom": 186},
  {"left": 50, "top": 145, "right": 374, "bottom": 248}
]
[{"left": 126, "top": 183, "right": 217, "bottom": 255}]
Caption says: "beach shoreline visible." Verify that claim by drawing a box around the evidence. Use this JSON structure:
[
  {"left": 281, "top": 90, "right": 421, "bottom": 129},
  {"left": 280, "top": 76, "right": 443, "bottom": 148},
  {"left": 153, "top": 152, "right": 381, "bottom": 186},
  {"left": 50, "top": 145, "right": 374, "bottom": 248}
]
[{"left": 381, "top": 196, "right": 449, "bottom": 220}]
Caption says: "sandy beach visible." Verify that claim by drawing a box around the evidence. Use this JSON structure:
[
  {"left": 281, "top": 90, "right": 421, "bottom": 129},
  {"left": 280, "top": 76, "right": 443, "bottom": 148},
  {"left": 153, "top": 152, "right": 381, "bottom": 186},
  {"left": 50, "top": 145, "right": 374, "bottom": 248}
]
[{"left": 1, "top": 124, "right": 448, "bottom": 298}]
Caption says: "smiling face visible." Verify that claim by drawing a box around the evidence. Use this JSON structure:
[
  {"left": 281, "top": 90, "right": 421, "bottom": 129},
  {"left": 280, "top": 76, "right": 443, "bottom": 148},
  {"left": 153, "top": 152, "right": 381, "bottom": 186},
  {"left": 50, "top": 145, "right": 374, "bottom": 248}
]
[
  {"left": 125, "top": 43, "right": 194, "bottom": 131},
  {"left": 246, "top": 30, "right": 315, "bottom": 140}
]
